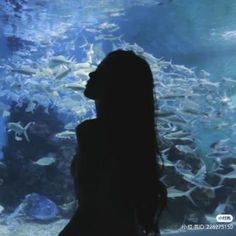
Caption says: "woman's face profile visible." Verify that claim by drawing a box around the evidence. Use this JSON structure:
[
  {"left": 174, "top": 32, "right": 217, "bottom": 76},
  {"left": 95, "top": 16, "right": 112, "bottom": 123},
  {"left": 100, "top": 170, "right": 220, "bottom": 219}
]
[
  {"left": 84, "top": 50, "right": 142, "bottom": 101},
  {"left": 84, "top": 58, "right": 111, "bottom": 100}
]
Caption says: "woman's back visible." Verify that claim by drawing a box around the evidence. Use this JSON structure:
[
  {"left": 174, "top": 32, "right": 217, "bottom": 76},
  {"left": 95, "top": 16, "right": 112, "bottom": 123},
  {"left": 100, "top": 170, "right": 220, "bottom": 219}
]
[{"left": 72, "top": 119, "right": 144, "bottom": 236}]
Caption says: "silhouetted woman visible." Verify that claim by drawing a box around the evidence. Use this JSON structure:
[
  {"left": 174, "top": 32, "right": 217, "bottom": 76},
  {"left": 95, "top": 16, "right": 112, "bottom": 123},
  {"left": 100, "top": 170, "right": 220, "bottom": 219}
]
[{"left": 58, "top": 50, "right": 167, "bottom": 236}]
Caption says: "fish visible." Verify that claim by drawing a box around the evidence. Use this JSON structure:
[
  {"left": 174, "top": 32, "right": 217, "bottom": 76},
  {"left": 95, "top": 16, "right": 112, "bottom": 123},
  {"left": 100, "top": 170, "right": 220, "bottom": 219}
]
[
  {"left": 158, "top": 148, "right": 175, "bottom": 167},
  {"left": 11, "top": 67, "right": 37, "bottom": 76},
  {"left": 2, "top": 110, "right": 10, "bottom": 117},
  {"left": 86, "top": 43, "right": 94, "bottom": 64},
  {"left": 36, "top": 67, "right": 54, "bottom": 77},
  {"left": 215, "top": 169, "right": 236, "bottom": 185},
  {"left": 109, "top": 11, "right": 125, "bottom": 17},
  {"left": 206, "top": 150, "right": 231, "bottom": 158},
  {"left": 15, "top": 136, "right": 23, "bottom": 141},
  {"left": 167, "top": 186, "right": 198, "bottom": 206},
  {"left": 208, "top": 158, "right": 224, "bottom": 173},
  {"left": 219, "top": 94, "right": 231, "bottom": 105},
  {"left": 198, "top": 80, "right": 220, "bottom": 91},
  {"left": 175, "top": 144, "right": 196, "bottom": 154},
  {"left": 33, "top": 156, "right": 56, "bottom": 166},
  {"left": 182, "top": 165, "right": 211, "bottom": 188},
  {"left": 210, "top": 138, "right": 230, "bottom": 149},
  {"left": 199, "top": 69, "right": 210, "bottom": 78},
  {"left": 25, "top": 100, "right": 38, "bottom": 113},
  {"left": 73, "top": 62, "right": 95, "bottom": 78},
  {"left": 54, "top": 130, "right": 76, "bottom": 140},
  {"left": 163, "top": 130, "right": 191, "bottom": 139},
  {"left": 7, "top": 121, "right": 35, "bottom": 142},
  {"left": 98, "top": 22, "right": 118, "bottom": 30},
  {"left": 174, "top": 160, "right": 193, "bottom": 176},
  {"left": 202, "top": 185, "right": 224, "bottom": 199},
  {"left": 179, "top": 108, "right": 208, "bottom": 117},
  {"left": 164, "top": 136, "right": 194, "bottom": 145},
  {"left": 64, "top": 122, "right": 77, "bottom": 130},
  {"left": 63, "top": 82, "right": 86, "bottom": 91},
  {"left": 156, "top": 122, "right": 176, "bottom": 132},
  {"left": 55, "top": 67, "right": 72, "bottom": 80},
  {"left": 85, "top": 28, "right": 102, "bottom": 33},
  {"left": 74, "top": 107, "right": 87, "bottom": 116},
  {"left": 159, "top": 94, "right": 186, "bottom": 100},
  {"left": 73, "top": 62, "right": 96, "bottom": 70},
  {"left": 230, "top": 164, "right": 236, "bottom": 170},
  {"left": 74, "top": 70, "right": 89, "bottom": 79},
  {"left": 49, "top": 55, "right": 73, "bottom": 66},
  {"left": 170, "top": 64, "right": 195, "bottom": 77},
  {"left": 209, "top": 138, "right": 230, "bottom": 158},
  {"left": 221, "top": 76, "right": 236, "bottom": 85},
  {"left": 95, "top": 34, "right": 123, "bottom": 41}
]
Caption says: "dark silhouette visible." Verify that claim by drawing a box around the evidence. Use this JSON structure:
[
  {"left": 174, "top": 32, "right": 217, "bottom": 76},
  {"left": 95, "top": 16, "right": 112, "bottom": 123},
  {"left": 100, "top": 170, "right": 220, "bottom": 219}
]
[{"left": 58, "top": 50, "right": 167, "bottom": 236}]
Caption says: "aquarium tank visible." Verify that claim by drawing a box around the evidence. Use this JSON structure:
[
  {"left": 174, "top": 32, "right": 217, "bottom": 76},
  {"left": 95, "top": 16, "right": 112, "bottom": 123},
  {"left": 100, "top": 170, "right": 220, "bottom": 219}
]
[{"left": 0, "top": 0, "right": 236, "bottom": 235}]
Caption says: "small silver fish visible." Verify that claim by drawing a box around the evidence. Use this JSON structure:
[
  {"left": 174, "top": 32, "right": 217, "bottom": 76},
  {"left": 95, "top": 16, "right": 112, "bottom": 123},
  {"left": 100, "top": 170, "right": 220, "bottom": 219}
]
[
  {"left": 49, "top": 55, "right": 73, "bottom": 66},
  {"left": 7, "top": 122, "right": 35, "bottom": 142},
  {"left": 164, "top": 130, "right": 191, "bottom": 139},
  {"left": 25, "top": 100, "right": 38, "bottom": 113},
  {"left": 98, "top": 22, "right": 118, "bottom": 30},
  {"left": 167, "top": 186, "right": 198, "bottom": 206},
  {"left": 33, "top": 155, "right": 56, "bottom": 166},
  {"left": 215, "top": 169, "right": 236, "bottom": 185},
  {"left": 55, "top": 130, "right": 76, "bottom": 140},
  {"left": 206, "top": 150, "right": 231, "bottom": 158},
  {"left": 182, "top": 165, "right": 211, "bottom": 188},
  {"left": 55, "top": 67, "right": 72, "bottom": 80},
  {"left": 64, "top": 82, "right": 86, "bottom": 91},
  {"left": 175, "top": 145, "right": 196, "bottom": 154},
  {"left": 11, "top": 67, "right": 37, "bottom": 75},
  {"left": 159, "top": 94, "right": 185, "bottom": 100},
  {"left": 180, "top": 108, "right": 208, "bottom": 117}
]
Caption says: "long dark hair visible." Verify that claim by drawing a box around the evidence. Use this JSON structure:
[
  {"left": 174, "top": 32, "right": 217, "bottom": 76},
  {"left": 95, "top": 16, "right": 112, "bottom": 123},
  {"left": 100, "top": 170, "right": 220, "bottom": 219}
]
[{"left": 85, "top": 50, "right": 167, "bottom": 233}]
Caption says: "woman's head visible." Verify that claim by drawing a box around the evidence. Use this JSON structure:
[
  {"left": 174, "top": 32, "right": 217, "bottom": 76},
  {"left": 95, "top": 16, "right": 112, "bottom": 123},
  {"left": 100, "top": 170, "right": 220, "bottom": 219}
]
[{"left": 84, "top": 50, "right": 154, "bottom": 103}]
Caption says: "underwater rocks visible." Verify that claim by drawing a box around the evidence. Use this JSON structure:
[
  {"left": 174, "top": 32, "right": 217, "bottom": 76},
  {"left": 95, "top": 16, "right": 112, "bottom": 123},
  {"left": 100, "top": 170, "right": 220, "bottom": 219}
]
[
  {"left": 20, "top": 193, "right": 60, "bottom": 221},
  {"left": 7, "top": 193, "right": 60, "bottom": 223},
  {"left": 2, "top": 102, "right": 75, "bottom": 211}
]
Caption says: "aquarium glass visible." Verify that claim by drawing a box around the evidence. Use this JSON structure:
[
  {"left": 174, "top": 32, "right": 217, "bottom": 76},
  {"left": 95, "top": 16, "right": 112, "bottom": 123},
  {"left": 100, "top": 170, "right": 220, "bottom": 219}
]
[{"left": 0, "top": 0, "right": 236, "bottom": 235}]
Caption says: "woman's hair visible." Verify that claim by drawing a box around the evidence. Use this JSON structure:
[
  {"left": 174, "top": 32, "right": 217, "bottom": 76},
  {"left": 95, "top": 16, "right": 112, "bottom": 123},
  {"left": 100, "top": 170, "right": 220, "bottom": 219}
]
[{"left": 85, "top": 49, "right": 167, "bottom": 233}]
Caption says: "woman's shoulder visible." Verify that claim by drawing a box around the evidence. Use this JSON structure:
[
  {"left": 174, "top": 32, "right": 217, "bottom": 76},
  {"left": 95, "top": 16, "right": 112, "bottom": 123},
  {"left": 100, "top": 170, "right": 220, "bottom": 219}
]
[{"left": 76, "top": 119, "right": 99, "bottom": 135}]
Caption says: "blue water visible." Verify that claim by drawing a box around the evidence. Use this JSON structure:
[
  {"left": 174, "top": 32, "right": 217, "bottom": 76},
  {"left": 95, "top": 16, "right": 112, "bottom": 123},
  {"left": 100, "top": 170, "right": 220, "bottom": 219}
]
[
  {"left": 0, "top": 117, "right": 5, "bottom": 160},
  {"left": 121, "top": 0, "right": 236, "bottom": 79},
  {"left": 0, "top": 0, "right": 236, "bottom": 235}
]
